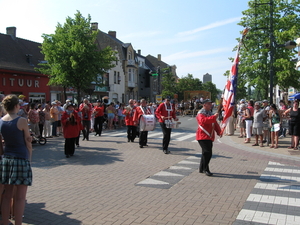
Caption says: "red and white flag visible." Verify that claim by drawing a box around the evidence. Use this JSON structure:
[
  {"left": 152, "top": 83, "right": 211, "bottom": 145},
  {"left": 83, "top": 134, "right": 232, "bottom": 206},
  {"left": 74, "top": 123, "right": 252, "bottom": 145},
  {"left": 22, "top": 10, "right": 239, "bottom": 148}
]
[{"left": 220, "top": 28, "right": 249, "bottom": 135}]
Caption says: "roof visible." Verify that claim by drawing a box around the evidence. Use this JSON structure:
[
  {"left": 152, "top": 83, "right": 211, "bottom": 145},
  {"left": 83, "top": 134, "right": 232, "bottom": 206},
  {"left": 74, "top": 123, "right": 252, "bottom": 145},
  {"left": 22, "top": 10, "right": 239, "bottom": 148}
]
[
  {"left": 146, "top": 54, "right": 169, "bottom": 70},
  {"left": 0, "top": 33, "right": 44, "bottom": 74}
]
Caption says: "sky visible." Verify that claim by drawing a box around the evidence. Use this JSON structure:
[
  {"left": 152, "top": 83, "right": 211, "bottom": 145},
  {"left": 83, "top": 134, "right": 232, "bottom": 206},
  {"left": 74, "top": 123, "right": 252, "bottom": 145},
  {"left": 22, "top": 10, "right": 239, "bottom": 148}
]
[{"left": 0, "top": 0, "right": 249, "bottom": 90}]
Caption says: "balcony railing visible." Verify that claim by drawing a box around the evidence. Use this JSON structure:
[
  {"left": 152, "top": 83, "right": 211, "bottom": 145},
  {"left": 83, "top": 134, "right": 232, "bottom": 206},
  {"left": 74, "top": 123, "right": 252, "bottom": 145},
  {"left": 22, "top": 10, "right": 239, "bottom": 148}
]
[
  {"left": 127, "top": 59, "right": 135, "bottom": 66},
  {"left": 128, "top": 81, "right": 136, "bottom": 88}
]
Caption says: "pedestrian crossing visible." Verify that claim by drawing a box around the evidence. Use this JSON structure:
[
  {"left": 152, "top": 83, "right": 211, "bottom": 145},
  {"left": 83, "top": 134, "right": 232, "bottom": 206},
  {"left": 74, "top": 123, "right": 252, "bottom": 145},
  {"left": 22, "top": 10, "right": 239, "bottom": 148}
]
[
  {"left": 135, "top": 154, "right": 201, "bottom": 189},
  {"left": 101, "top": 130, "right": 197, "bottom": 142},
  {"left": 233, "top": 161, "right": 300, "bottom": 225}
]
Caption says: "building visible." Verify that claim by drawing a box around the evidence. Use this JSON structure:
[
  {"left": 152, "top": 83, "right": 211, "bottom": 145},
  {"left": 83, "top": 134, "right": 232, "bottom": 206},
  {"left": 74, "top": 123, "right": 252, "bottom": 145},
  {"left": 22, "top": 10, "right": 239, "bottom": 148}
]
[
  {"left": 95, "top": 24, "right": 138, "bottom": 103},
  {"left": 203, "top": 73, "right": 212, "bottom": 84},
  {"left": 146, "top": 54, "right": 178, "bottom": 102},
  {"left": 0, "top": 27, "right": 50, "bottom": 103}
]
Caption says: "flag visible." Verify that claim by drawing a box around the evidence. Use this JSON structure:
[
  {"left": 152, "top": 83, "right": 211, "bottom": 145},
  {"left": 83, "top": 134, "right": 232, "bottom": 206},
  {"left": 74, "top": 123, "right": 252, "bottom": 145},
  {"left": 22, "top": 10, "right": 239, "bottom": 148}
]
[{"left": 220, "top": 28, "right": 249, "bottom": 135}]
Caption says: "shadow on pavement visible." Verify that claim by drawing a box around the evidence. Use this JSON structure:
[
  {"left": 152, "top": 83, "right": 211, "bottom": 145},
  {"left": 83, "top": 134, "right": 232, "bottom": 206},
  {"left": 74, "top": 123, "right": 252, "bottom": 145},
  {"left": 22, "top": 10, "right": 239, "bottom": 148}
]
[
  {"left": 31, "top": 142, "right": 123, "bottom": 169},
  {"left": 24, "top": 202, "right": 81, "bottom": 225}
]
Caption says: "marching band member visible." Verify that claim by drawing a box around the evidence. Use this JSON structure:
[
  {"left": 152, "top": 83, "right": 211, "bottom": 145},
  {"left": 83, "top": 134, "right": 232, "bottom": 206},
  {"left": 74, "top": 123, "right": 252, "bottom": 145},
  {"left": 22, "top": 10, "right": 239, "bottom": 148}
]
[
  {"left": 61, "top": 104, "right": 81, "bottom": 158},
  {"left": 133, "top": 99, "right": 152, "bottom": 148},
  {"left": 196, "top": 99, "right": 222, "bottom": 176},
  {"left": 123, "top": 99, "right": 137, "bottom": 142},
  {"left": 93, "top": 100, "right": 105, "bottom": 136},
  {"left": 79, "top": 98, "right": 93, "bottom": 141},
  {"left": 155, "top": 97, "right": 178, "bottom": 154}
]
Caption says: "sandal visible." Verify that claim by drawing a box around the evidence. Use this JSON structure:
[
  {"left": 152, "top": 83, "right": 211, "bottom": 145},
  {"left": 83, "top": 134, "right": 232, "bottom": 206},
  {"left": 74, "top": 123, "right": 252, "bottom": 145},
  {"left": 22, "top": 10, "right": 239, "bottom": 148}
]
[
  {"left": 288, "top": 146, "right": 294, "bottom": 149},
  {"left": 252, "top": 144, "right": 259, "bottom": 146},
  {"left": 260, "top": 144, "right": 264, "bottom": 147},
  {"left": 238, "top": 135, "right": 243, "bottom": 138},
  {"left": 270, "top": 146, "right": 274, "bottom": 148},
  {"left": 274, "top": 146, "right": 278, "bottom": 149},
  {"left": 294, "top": 147, "right": 298, "bottom": 150}
]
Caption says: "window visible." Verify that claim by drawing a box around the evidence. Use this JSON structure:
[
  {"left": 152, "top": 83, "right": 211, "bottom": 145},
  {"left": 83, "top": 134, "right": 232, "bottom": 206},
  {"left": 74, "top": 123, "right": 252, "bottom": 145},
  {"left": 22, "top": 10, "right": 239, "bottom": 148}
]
[
  {"left": 114, "top": 71, "right": 117, "bottom": 84},
  {"left": 117, "top": 72, "right": 120, "bottom": 84}
]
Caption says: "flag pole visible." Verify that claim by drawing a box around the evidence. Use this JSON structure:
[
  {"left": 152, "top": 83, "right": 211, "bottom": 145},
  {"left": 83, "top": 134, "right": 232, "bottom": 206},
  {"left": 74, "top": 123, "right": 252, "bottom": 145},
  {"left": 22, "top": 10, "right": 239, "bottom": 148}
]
[{"left": 220, "top": 28, "right": 249, "bottom": 136}]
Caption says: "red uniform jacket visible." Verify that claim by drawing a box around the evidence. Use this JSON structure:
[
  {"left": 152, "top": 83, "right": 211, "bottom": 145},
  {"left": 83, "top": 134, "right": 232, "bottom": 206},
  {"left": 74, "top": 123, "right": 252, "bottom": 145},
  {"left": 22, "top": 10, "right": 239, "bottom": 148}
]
[
  {"left": 133, "top": 106, "right": 152, "bottom": 123},
  {"left": 93, "top": 106, "right": 104, "bottom": 117},
  {"left": 155, "top": 102, "right": 176, "bottom": 123},
  {"left": 196, "top": 113, "right": 221, "bottom": 141},
  {"left": 61, "top": 111, "right": 81, "bottom": 138},
  {"left": 122, "top": 106, "right": 137, "bottom": 126},
  {"left": 79, "top": 103, "right": 93, "bottom": 121}
]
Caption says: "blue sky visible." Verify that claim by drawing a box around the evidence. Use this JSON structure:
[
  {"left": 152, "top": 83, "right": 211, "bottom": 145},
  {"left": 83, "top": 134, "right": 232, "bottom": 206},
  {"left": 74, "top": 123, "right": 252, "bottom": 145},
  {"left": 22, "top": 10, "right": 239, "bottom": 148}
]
[{"left": 0, "top": 0, "right": 249, "bottom": 90}]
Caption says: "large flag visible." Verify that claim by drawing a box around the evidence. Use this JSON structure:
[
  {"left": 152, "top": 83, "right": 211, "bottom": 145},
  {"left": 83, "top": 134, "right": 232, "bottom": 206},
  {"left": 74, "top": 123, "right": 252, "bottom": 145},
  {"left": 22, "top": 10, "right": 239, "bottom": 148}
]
[{"left": 220, "top": 28, "right": 249, "bottom": 135}]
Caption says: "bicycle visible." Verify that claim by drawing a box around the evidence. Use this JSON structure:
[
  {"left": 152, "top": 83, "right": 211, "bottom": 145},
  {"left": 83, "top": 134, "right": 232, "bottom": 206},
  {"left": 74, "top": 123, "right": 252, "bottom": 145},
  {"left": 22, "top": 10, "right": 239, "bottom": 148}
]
[{"left": 30, "top": 129, "right": 47, "bottom": 145}]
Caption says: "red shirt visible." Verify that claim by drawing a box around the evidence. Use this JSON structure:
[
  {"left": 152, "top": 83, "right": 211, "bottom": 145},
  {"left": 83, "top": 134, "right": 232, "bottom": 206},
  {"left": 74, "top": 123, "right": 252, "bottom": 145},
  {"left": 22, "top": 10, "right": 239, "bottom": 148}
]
[
  {"left": 79, "top": 103, "right": 93, "bottom": 120},
  {"left": 133, "top": 106, "right": 152, "bottom": 123},
  {"left": 93, "top": 105, "right": 104, "bottom": 117},
  {"left": 122, "top": 106, "right": 137, "bottom": 126},
  {"left": 61, "top": 111, "right": 81, "bottom": 138},
  {"left": 155, "top": 102, "right": 176, "bottom": 123},
  {"left": 196, "top": 113, "right": 221, "bottom": 141}
]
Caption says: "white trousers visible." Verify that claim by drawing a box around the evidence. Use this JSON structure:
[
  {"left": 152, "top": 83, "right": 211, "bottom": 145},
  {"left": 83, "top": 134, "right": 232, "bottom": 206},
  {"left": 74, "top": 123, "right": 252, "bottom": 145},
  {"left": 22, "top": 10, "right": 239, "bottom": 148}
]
[
  {"left": 245, "top": 120, "right": 252, "bottom": 139},
  {"left": 43, "top": 120, "right": 51, "bottom": 137}
]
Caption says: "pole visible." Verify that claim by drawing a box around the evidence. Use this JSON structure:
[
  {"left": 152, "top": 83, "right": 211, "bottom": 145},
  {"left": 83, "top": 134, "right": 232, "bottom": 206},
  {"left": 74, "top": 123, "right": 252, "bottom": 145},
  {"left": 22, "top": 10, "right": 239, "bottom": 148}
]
[{"left": 269, "top": 0, "right": 274, "bottom": 104}]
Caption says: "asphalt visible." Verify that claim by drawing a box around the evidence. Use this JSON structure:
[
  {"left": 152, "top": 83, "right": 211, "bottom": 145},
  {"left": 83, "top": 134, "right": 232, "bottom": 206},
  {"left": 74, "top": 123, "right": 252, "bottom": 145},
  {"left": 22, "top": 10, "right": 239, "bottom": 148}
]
[{"left": 10, "top": 125, "right": 300, "bottom": 225}]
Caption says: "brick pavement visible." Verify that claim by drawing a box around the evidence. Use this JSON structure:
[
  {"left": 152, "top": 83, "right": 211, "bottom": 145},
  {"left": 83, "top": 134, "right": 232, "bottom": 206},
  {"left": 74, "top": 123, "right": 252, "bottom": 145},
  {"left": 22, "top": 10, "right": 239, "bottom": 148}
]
[{"left": 16, "top": 128, "right": 300, "bottom": 225}]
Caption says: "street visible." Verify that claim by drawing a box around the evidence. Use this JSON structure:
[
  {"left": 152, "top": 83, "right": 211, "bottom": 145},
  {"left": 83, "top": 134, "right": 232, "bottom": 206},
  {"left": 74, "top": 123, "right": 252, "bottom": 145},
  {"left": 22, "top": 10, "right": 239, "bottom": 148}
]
[{"left": 19, "top": 116, "right": 300, "bottom": 225}]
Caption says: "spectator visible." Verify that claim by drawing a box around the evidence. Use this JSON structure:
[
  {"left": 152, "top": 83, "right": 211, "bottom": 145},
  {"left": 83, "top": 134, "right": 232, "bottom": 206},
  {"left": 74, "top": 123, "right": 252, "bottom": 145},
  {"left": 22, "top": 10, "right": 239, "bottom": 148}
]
[
  {"left": 283, "top": 100, "right": 300, "bottom": 150},
  {"left": 0, "top": 94, "right": 32, "bottom": 225},
  {"left": 79, "top": 99, "right": 93, "bottom": 140},
  {"left": 252, "top": 102, "right": 265, "bottom": 147},
  {"left": 28, "top": 103, "right": 40, "bottom": 136},
  {"left": 37, "top": 104, "right": 45, "bottom": 137},
  {"left": 43, "top": 103, "right": 52, "bottom": 138},
  {"left": 269, "top": 104, "right": 281, "bottom": 149},
  {"left": 50, "top": 101, "right": 59, "bottom": 137}
]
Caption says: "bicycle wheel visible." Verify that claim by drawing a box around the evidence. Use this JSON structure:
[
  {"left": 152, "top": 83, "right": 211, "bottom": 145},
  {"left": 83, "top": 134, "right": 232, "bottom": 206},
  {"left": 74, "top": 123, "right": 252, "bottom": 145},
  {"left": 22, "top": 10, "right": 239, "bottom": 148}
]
[{"left": 38, "top": 137, "right": 47, "bottom": 145}]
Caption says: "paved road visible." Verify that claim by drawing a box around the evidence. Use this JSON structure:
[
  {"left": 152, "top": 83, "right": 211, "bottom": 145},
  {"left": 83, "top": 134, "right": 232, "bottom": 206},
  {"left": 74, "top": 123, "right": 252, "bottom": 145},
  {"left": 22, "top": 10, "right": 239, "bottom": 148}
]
[{"left": 14, "top": 123, "right": 300, "bottom": 225}]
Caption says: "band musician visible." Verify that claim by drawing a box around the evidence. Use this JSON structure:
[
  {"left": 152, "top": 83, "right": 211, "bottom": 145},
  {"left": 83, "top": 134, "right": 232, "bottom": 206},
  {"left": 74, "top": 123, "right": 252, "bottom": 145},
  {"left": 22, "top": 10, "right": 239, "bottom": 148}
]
[
  {"left": 123, "top": 99, "right": 137, "bottom": 142},
  {"left": 133, "top": 99, "right": 153, "bottom": 148},
  {"left": 155, "top": 97, "right": 179, "bottom": 154}
]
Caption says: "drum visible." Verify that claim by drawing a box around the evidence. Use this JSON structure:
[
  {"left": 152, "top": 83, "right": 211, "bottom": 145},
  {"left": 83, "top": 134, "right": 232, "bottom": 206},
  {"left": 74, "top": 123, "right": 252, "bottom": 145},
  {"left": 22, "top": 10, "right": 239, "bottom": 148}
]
[
  {"left": 165, "top": 120, "right": 180, "bottom": 129},
  {"left": 140, "top": 115, "right": 156, "bottom": 131}
]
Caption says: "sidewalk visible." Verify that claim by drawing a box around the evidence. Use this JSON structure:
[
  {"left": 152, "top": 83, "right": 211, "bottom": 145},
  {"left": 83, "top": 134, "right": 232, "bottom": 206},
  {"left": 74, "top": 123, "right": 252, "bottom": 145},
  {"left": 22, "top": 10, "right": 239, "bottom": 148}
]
[
  {"left": 17, "top": 128, "right": 300, "bottom": 225},
  {"left": 223, "top": 131, "right": 300, "bottom": 159}
]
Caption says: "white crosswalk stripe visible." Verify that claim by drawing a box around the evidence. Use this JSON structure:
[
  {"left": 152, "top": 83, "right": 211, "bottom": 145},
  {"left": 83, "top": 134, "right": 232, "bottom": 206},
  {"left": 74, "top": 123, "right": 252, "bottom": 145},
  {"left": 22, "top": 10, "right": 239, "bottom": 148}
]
[
  {"left": 102, "top": 130, "right": 196, "bottom": 142},
  {"left": 234, "top": 161, "right": 300, "bottom": 225},
  {"left": 135, "top": 154, "right": 201, "bottom": 189}
]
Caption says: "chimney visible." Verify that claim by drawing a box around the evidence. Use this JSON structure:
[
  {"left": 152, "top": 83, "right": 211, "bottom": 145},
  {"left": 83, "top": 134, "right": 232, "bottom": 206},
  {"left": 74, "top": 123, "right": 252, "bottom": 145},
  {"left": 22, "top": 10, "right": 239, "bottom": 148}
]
[
  {"left": 91, "top": 22, "right": 98, "bottom": 31},
  {"left": 158, "top": 54, "right": 161, "bottom": 62},
  {"left": 108, "top": 31, "right": 116, "bottom": 38},
  {"left": 138, "top": 49, "right": 141, "bottom": 55},
  {"left": 6, "top": 27, "right": 16, "bottom": 39}
]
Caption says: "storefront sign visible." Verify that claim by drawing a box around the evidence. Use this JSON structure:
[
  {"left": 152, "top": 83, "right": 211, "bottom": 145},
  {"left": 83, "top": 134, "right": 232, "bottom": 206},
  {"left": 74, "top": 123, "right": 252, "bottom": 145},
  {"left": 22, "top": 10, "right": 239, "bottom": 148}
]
[{"left": 2, "top": 77, "right": 40, "bottom": 88}]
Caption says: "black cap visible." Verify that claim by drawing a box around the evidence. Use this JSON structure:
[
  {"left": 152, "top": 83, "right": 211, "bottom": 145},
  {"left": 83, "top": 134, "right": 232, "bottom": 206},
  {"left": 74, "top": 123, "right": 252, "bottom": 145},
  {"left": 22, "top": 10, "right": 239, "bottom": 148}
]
[
  {"left": 96, "top": 99, "right": 102, "bottom": 103},
  {"left": 203, "top": 99, "right": 212, "bottom": 104},
  {"left": 66, "top": 103, "right": 76, "bottom": 108}
]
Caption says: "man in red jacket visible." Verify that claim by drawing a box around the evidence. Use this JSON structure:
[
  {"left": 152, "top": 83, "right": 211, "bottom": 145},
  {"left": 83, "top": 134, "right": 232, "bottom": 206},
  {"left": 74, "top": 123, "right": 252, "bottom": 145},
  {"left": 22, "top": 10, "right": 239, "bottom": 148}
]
[
  {"left": 155, "top": 97, "right": 178, "bottom": 154},
  {"left": 123, "top": 99, "right": 137, "bottom": 142},
  {"left": 196, "top": 99, "right": 222, "bottom": 176},
  {"left": 93, "top": 99, "right": 105, "bottom": 136},
  {"left": 133, "top": 99, "right": 153, "bottom": 148},
  {"left": 79, "top": 98, "right": 93, "bottom": 141}
]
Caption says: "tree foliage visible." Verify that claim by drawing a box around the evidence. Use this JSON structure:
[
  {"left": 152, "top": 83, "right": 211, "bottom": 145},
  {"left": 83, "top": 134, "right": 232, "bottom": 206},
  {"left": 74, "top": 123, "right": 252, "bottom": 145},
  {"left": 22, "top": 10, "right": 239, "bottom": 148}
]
[
  {"left": 37, "top": 11, "right": 116, "bottom": 102},
  {"left": 235, "top": 0, "right": 300, "bottom": 100},
  {"left": 202, "top": 81, "right": 219, "bottom": 101},
  {"left": 161, "top": 67, "right": 177, "bottom": 98},
  {"left": 176, "top": 74, "right": 202, "bottom": 100}
]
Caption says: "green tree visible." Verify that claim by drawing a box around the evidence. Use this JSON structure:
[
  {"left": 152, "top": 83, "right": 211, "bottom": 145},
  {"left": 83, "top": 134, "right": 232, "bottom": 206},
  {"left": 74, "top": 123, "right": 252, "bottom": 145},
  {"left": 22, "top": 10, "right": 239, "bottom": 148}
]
[
  {"left": 161, "top": 67, "right": 177, "bottom": 98},
  {"left": 37, "top": 11, "right": 116, "bottom": 103},
  {"left": 236, "top": 0, "right": 300, "bottom": 100},
  {"left": 176, "top": 74, "right": 202, "bottom": 100},
  {"left": 202, "top": 81, "right": 219, "bottom": 101}
]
